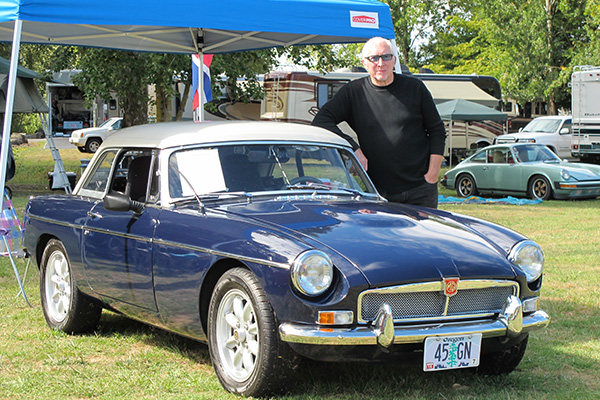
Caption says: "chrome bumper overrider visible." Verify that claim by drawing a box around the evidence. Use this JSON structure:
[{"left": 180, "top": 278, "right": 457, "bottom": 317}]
[{"left": 279, "top": 296, "right": 550, "bottom": 350}]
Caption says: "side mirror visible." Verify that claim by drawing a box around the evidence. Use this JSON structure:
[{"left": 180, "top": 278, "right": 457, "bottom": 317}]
[
  {"left": 104, "top": 192, "right": 144, "bottom": 214},
  {"left": 560, "top": 127, "right": 570, "bottom": 135}
]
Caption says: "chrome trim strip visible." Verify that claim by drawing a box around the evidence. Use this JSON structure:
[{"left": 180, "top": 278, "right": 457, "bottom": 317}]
[
  {"left": 28, "top": 215, "right": 288, "bottom": 270},
  {"left": 279, "top": 310, "right": 550, "bottom": 346},
  {"left": 357, "top": 280, "right": 519, "bottom": 324}
]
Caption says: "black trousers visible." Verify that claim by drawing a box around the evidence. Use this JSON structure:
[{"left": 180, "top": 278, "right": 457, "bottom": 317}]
[{"left": 386, "top": 181, "right": 439, "bottom": 209}]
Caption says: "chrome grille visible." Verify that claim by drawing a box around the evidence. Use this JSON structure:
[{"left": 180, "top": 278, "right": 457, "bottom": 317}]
[{"left": 358, "top": 280, "right": 518, "bottom": 323}]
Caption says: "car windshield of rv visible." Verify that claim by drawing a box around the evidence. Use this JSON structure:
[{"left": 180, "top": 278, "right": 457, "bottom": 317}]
[
  {"left": 168, "top": 144, "right": 377, "bottom": 198},
  {"left": 522, "top": 118, "right": 561, "bottom": 133}
]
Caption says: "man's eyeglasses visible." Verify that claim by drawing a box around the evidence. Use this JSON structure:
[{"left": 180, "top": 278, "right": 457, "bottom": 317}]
[{"left": 365, "top": 54, "right": 394, "bottom": 63}]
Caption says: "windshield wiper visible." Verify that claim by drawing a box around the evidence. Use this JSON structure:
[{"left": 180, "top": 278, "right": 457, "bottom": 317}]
[{"left": 284, "top": 183, "right": 332, "bottom": 191}]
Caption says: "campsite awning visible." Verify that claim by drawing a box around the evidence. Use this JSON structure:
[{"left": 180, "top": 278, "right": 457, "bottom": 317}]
[
  {"left": 425, "top": 81, "right": 500, "bottom": 108},
  {"left": 0, "top": 0, "right": 395, "bottom": 53},
  {"left": 436, "top": 98, "right": 508, "bottom": 121}
]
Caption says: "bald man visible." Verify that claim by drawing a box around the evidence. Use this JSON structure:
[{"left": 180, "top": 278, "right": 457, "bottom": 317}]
[{"left": 312, "top": 37, "right": 446, "bottom": 208}]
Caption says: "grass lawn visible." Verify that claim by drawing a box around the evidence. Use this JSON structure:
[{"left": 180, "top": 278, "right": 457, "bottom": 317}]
[{"left": 0, "top": 141, "right": 599, "bottom": 399}]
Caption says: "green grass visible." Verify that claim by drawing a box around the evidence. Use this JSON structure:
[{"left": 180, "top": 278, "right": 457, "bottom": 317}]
[{"left": 0, "top": 144, "right": 599, "bottom": 399}]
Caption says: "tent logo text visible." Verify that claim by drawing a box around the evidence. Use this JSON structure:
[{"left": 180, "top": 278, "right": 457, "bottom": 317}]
[{"left": 350, "top": 11, "right": 379, "bottom": 29}]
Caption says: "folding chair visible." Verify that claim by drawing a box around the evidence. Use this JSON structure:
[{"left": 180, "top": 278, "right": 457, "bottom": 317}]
[{"left": 1, "top": 189, "right": 33, "bottom": 307}]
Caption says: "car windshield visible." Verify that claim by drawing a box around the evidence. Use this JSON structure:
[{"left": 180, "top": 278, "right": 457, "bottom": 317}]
[
  {"left": 167, "top": 144, "right": 377, "bottom": 199},
  {"left": 98, "top": 118, "right": 117, "bottom": 128},
  {"left": 521, "top": 118, "right": 561, "bottom": 133},
  {"left": 513, "top": 145, "right": 561, "bottom": 163}
]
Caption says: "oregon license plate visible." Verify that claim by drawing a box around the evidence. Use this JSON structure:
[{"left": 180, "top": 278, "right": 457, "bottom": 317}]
[{"left": 423, "top": 333, "right": 482, "bottom": 371}]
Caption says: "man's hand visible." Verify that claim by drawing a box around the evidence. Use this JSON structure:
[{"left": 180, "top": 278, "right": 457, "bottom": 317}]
[
  {"left": 424, "top": 154, "right": 444, "bottom": 184},
  {"left": 355, "top": 148, "right": 368, "bottom": 171}
]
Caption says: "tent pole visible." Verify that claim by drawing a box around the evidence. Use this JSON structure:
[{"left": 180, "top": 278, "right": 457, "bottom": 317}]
[
  {"left": 449, "top": 121, "right": 453, "bottom": 168},
  {"left": 0, "top": 20, "right": 23, "bottom": 212},
  {"left": 391, "top": 39, "right": 402, "bottom": 73},
  {"left": 199, "top": 50, "right": 204, "bottom": 122}
]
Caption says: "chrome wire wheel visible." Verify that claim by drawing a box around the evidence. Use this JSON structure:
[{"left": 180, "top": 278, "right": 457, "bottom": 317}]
[
  {"left": 44, "top": 249, "right": 71, "bottom": 323},
  {"left": 214, "top": 288, "right": 260, "bottom": 382}
]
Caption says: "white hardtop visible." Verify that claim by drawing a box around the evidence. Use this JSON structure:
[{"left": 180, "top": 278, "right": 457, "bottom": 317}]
[{"left": 100, "top": 120, "right": 351, "bottom": 150}]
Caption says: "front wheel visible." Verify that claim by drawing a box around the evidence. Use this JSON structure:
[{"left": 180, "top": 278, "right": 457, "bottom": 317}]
[
  {"left": 208, "top": 268, "right": 297, "bottom": 397},
  {"left": 85, "top": 138, "right": 102, "bottom": 153},
  {"left": 477, "top": 336, "right": 528, "bottom": 375},
  {"left": 40, "top": 239, "right": 102, "bottom": 333},
  {"left": 528, "top": 175, "right": 552, "bottom": 200}
]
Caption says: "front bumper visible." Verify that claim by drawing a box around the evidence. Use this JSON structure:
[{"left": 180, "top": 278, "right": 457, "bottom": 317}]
[{"left": 279, "top": 296, "right": 550, "bottom": 350}]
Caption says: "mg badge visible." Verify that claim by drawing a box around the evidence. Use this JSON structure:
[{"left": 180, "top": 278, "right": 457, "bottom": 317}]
[{"left": 443, "top": 278, "right": 459, "bottom": 297}]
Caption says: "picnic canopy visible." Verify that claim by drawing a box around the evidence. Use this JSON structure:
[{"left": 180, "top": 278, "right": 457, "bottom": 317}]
[
  {"left": 0, "top": 0, "right": 395, "bottom": 207},
  {"left": 437, "top": 98, "right": 508, "bottom": 122},
  {"left": 436, "top": 98, "right": 508, "bottom": 167}
]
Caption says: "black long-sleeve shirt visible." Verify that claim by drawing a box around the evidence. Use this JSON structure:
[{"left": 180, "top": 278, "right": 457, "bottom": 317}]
[{"left": 312, "top": 73, "right": 446, "bottom": 196}]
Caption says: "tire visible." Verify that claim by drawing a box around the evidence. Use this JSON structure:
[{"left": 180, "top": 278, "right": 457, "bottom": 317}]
[
  {"left": 85, "top": 138, "right": 102, "bottom": 153},
  {"left": 208, "top": 268, "right": 298, "bottom": 397},
  {"left": 456, "top": 174, "right": 477, "bottom": 197},
  {"left": 528, "top": 175, "right": 552, "bottom": 200},
  {"left": 477, "top": 336, "right": 528, "bottom": 375},
  {"left": 40, "top": 239, "right": 102, "bottom": 334},
  {"left": 77, "top": 146, "right": 86, "bottom": 153}
]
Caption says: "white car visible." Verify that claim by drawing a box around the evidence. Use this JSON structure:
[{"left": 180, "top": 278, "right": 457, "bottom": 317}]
[
  {"left": 496, "top": 116, "right": 573, "bottom": 159},
  {"left": 69, "top": 117, "right": 123, "bottom": 153}
]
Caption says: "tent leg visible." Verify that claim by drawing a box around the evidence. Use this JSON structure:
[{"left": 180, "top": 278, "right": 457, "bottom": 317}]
[{"left": 0, "top": 20, "right": 23, "bottom": 217}]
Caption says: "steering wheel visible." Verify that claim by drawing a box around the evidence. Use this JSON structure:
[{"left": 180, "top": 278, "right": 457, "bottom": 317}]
[{"left": 283, "top": 176, "right": 323, "bottom": 188}]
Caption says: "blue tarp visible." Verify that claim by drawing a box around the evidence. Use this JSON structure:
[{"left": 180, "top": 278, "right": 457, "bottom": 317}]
[
  {"left": 439, "top": 195, "right": 543, "bottom": 205},
  {"left": 0, "top": 0, "right": 395, "bottom": 54}
]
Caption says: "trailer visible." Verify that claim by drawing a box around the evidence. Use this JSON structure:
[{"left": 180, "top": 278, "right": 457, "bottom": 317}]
[
  {"left": 570, "top": 66, "right": 600, "bottom": 163},
  {"left": 258, "top": 71, "right": 506, "bottom": 161},
  {"left": 47, "top": 76, "right": 92, "bottom": 136}
]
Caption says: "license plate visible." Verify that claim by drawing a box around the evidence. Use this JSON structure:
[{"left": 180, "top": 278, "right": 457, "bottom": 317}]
[{"left": 423, "top": 333, "right": 482, "bottom": 371}]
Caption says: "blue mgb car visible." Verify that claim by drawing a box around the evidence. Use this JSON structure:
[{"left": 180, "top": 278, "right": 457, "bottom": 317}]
[{"left": 23, "top": 121, "right": 550, "bottom": 396}]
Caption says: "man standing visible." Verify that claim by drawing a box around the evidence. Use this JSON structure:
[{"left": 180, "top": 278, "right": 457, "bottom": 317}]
[{"left": 311, "top": 37, "right": 446, "bottom": 208}]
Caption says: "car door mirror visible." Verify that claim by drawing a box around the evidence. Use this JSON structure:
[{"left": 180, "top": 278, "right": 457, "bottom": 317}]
[
  {"left": 103, "top": 192, "right": 144, "bottom": 214},
  {"left": 560, "top": 127, "right": 570, "bottom": 135}
]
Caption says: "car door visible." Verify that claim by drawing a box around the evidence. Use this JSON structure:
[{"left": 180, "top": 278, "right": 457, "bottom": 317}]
[
  {"left": 557, "top": 118, "right": 572, "bottom": 159},
  {"left": 476, "top": 147, "right": 522, "bottom": 192},
  {"left": 80, "top": 149, "right": 159, "bottom": 311}
]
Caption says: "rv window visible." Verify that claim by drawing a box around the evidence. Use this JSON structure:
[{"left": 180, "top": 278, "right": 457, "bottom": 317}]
[{"left": 316, "top": 80, "right": 350, "bottom": 108}]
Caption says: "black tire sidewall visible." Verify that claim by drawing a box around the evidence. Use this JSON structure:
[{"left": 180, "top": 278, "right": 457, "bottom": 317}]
[{"left": 207, "top": 268, "right": 282, "bottom": 397}]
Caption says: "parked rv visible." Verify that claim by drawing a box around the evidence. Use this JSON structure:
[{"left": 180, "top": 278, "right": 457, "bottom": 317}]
[
  {"left": 258, "top": 71, "right": 505, "bottom": 161},
  {"left": 571, "top": 66, "right": 600, "bottom": 163}
]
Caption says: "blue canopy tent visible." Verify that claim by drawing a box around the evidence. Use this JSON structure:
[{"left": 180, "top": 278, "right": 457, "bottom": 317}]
[{"left": 0, "top": 0, "right": 395, "bottom": 202}]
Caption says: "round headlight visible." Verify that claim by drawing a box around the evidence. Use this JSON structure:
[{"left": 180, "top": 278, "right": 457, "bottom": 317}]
[
  {"left": 509, "top": 240, "right": 544, "bottom": 282},
  {"left": 291, "top": 250, "right": 333, "bottom": 296}
]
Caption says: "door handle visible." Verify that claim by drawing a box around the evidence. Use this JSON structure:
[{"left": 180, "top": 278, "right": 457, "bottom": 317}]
[{"left": 87, "top": 211, "right": 103, "bottom": 220}]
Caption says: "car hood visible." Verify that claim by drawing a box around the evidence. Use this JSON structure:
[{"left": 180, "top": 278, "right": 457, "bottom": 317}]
[
  {"left": 224, "top": 199, "right": 519, "bottom": 287},
  {"left": 559, "top": 161, "right": 600, "bottom": 180},
  {"left": 501, "top": 131, "right": 555, "bottom": 139},
  {"left": 73, "top": 127, "right": 108, "bottom": 135}
]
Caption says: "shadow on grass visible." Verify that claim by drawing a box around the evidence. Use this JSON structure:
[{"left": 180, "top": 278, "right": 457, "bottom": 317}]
[{"left": 94, "top": 311, "right": 212, "bottom": 366}]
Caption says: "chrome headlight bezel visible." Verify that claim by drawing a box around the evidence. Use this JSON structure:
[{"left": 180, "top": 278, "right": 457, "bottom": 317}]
[
  {"left": 560, "top": 169, "right": 571, "bottom": 180},
  {"left": 291, "top": 250, "right": 333, "bottom": 297},
  {"left": 509, "top": 240, "right": 544, "bottom": 283}
]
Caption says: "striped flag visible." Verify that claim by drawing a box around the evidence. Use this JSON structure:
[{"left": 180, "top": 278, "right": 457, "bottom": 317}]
[{"left": 192, "top": 54, "right": 213, "bottom": 112}]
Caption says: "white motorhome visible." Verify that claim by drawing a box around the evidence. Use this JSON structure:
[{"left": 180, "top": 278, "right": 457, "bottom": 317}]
[
  {"left": 258, "top": 71, "right": 506, "bottom": 161},
  {"left": 571, "top": 66, "right": 600, "bottom": 163}
]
